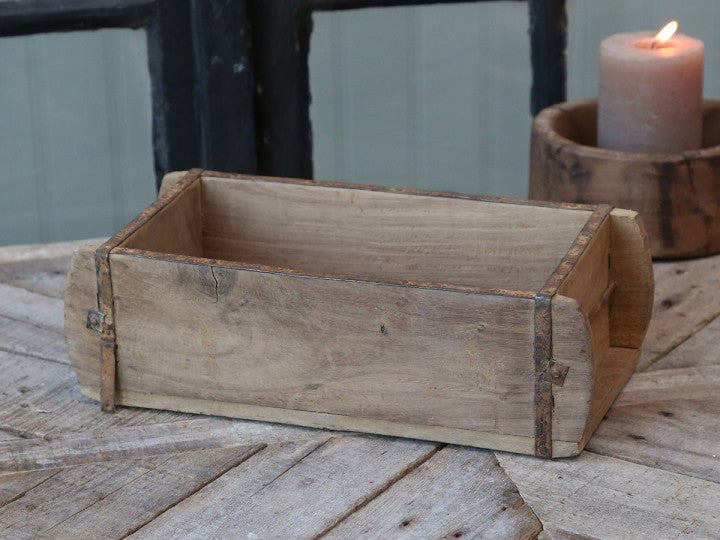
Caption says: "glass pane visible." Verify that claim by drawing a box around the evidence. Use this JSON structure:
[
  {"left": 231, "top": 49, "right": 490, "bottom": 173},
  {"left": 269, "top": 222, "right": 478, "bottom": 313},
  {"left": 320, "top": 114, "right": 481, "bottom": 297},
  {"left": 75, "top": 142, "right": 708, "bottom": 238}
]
[
  {"left": 0, "top": 28, "right": 155, "bottom": 245},
  {"left": 310, "top": 2, "right": 531, "bottom": 197}
]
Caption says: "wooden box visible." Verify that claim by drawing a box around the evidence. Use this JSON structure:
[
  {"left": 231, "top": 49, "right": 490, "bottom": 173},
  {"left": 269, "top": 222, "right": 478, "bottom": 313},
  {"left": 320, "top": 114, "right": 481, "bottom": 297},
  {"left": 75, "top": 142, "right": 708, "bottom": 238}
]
[{"left": 65, "top": 169, "right": 653, "bottom": 458}]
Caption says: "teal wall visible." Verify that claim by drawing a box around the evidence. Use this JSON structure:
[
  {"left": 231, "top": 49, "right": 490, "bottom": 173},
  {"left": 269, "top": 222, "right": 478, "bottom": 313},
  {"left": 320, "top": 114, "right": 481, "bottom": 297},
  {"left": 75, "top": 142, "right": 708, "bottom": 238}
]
[
  {"left": 2, "top": 1, "right": 720, "bottom": 245},
  {"left": 0, "top": 29, "right": 155, "bottom": 246},
  {"left": 310, "top": 1, "right": 531, "bottom": 197}
]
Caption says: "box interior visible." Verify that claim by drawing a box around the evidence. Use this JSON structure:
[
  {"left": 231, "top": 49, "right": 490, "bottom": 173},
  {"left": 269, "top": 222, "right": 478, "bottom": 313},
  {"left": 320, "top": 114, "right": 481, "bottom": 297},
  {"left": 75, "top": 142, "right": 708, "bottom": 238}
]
[{"left": 120, "top": 174, "right": 594, "bottom": 292}]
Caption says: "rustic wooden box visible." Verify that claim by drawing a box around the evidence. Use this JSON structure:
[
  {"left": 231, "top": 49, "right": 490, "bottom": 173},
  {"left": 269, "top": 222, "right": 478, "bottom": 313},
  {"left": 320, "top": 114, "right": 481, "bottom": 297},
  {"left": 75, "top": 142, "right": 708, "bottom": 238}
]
[{"left": 65, "top": 169, "right": 653, "bottom": 458}]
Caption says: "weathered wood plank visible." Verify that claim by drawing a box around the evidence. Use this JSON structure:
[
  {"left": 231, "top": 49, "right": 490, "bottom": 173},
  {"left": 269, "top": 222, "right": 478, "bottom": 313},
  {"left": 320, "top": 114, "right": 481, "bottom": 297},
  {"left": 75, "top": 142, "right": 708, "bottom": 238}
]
[
  {"left": 0, "top": 261, "right": 69, "bottom": 364},
  {"left": 537, "top": 528, "right": 597, "bottom": 540},
  {"left": 649, "top": 313, "right": 720, "bottom": 371},
  {"left": 0, "top": 432, "right": 20, "bottom": 443},
  {"left": 607, "top": 209, "right": 653, "bottom": 349},
  {"left": 0, "top": 351, "right": 189, "bottom": 439},
  {"left": 611, "top": 365, "right": 720, "bottom": 408},
  {"left": 131, "top": 435, "right": 438, "bottom": 538},
  {"left": 0, "top": 239, "right": 100, "bottom": 305},
  {"left": 0, "top": 349, "right": 336, "bottom": 464},
  {"left": 497, "top": 450, "right": 720, "bottom": 540},
  {"left": 323, "top": 445, "right": 542, "bottom": 539},
  {"left": 0, "top": 470, "right": 59, "bottom": 506},
  {"left": 0, "top": 283, "right": 64, "bottom": 334},
  {"left": 0, "top": 457, "right": 167, "bottom": 537},
  {"left": 0, "top": 314, "right": 68, "bottom": 365},
  {"left": 0, "top": 446, "right": 262, "bottom": 539},
  {"left": 0, "top": 257, "right": 71, "bottom": 299},
  {"left": 589, "top": 397, "right": 720, "bottom": 483},
  {"left": 551, "top": 217, "right": 611, "bottom": 449},
  {"left": 33, "top": 446, "right": 264, "bottom": 539},
  {"left": 638, "top": 254, "right": 720, "bottom": 371},
  {"left": 0, "top": 239, "right": 103, "bottom": 265},
  {"left": 0, "top": 416, "right": 328, "bottom": 474},
  {"left": 586, "top": 365, "right": 720, "bottom": 483}
]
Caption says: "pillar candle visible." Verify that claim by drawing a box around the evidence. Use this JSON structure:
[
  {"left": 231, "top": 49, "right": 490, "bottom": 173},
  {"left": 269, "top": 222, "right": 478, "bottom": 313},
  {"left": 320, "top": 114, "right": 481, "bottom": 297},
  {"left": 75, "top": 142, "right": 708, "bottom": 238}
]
[{"left": 597, "top": 22, "right": 704, "bottom": 153}]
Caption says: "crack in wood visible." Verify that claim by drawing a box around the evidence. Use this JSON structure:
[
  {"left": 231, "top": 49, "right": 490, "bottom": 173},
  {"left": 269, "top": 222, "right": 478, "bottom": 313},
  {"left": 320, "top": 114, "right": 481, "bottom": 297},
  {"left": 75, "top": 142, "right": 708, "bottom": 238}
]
[{"left": 210, "top": 266, "right": 219, "bottom": 303}]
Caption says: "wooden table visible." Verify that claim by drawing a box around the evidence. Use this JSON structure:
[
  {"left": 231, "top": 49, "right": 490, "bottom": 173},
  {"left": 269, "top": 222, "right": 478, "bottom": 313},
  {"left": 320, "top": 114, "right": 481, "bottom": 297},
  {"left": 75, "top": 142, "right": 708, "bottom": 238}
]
[{"left": 1, "top": 239, "right": 718, "bottom": 539}]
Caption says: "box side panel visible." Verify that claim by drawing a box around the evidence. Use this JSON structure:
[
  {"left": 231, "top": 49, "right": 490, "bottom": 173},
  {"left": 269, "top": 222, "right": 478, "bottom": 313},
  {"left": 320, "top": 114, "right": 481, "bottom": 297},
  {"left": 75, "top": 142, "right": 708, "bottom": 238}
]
[
  {"left": 552, "top": 217, "right": 610, "bottom": 446},
  {"left": 608, "top": 209, "right": 653, "bottom": 348},
  {"left": 549, "top": 295, "right": 593, "bottom": 451},
  {"left": 200, "top": 175, "right": 592, "bottom": 292},
  {"left": 569, "top": 209, "right": 651, "bottom": 450},
  {"left": 120, "top": 180, "right": 203, "bottom": 257},
  {"left": 107, "top": 253, "right": 538, "bottom": 439},
  {"left": 64, "top": 244, "right": 101, "bottom": 389},
  {"left": 556, "top": 216, "right": 610, "bottom": 310}
]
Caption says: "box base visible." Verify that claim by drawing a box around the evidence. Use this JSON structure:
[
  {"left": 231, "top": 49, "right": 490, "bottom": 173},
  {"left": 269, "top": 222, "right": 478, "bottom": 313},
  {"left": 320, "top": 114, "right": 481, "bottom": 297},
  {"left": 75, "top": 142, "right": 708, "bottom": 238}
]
[{"left": 79, "top": 386, "right": 584, "bottom": 458}]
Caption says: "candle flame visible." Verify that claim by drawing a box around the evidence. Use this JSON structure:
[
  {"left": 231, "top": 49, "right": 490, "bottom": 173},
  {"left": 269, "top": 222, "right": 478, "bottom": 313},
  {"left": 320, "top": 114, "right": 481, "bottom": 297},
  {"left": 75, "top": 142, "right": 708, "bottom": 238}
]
[{"left": 654, "top": 20, "right": 678, "bottom": 44}]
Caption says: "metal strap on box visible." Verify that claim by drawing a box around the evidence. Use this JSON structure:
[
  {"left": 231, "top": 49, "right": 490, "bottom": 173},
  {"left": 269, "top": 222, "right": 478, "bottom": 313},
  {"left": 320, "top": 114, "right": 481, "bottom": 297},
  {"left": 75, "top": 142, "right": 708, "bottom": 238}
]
[{"left": 87, "top": 169, "right": 205, "bottom": 412}]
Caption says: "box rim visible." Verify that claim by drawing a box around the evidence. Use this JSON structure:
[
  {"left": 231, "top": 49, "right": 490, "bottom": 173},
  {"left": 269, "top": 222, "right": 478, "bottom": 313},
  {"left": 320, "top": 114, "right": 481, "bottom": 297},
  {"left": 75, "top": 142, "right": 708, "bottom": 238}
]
[
  {"left": 111, "top": 246, "right": 540, "bottom": 299},
  {"left": 201, "top": 169, "right": 601, "bottom": 212},
  {"left": 111, "top": 169, "right": 606, "bottom": 299}
]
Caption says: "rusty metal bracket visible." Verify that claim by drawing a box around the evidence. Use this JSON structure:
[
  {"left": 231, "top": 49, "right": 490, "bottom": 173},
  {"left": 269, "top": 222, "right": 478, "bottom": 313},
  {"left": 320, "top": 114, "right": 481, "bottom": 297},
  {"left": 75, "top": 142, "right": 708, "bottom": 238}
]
[
  {"left": 532, "top": 205, "right": 612, "bottom": 458},
  {"left": 543, "top": 359, "right": 569, "bottom": 387},
  {"left": 85, "top": 309, "right": 105, "bottom": 333},
  {"left": 533, "top": 293, "right": 554, "bottom": 458},
  {"left": 95, "top": 248, "right": 117, "bottom": 413}
]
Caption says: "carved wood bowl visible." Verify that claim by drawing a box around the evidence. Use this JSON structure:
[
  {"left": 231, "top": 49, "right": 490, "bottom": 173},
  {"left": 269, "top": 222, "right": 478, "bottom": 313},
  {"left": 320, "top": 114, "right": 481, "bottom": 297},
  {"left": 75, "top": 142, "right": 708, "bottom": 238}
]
[{"left": 529, "top": 99, "right": 720, "bottom": 259}]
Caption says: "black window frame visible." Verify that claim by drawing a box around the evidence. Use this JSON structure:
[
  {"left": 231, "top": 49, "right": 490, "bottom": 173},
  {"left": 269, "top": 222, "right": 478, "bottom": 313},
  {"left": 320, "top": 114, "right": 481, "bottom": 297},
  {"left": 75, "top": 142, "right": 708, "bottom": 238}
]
[{"left": 0, "top": 0, "right": 565, "bottom": 185}]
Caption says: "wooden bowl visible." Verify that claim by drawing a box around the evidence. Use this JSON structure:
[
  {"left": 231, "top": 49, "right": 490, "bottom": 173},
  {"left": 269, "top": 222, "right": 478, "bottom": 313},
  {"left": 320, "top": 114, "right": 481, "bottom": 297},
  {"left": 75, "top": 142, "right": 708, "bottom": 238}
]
[{"left": 529, "top": 99, "right": 720, "bottom": 259}]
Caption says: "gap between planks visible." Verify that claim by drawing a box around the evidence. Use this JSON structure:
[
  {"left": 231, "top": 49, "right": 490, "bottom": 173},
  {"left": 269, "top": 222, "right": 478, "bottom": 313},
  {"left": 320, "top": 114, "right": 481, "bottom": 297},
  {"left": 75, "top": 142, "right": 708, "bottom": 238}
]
[
  {"left": 128, "top": 436, "right": 445, "bottom": 539},
  {"left": 117, "top": 445, "right": 267, "bottom": 539},
  {"left": 496, "top": 448, "right": 720, "bottom": 539},
  {"left": 312, "top": 444, "right": 445, "bottom": 539},
  {"left": 0, "top": 446, "right": 266, "bottom": 538},
  {"left": 638, "top": 255, "right": 720, "bottom": 372},
  {"left": 0, "top": 344, "right": 67, "bottom": 367},
  {"left": 640, "top": 311, "right": 720, "bottom": 373}
]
